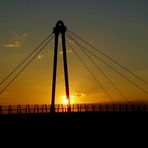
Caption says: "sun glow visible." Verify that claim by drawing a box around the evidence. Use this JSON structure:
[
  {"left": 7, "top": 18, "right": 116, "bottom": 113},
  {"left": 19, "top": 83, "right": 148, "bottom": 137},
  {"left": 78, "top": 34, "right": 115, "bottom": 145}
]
[
  {"left": 63, "top": 98, "right": 69, "bottom": 105},
  {"left": 61, "top": 95, "right": 75, "bottom": 104}
]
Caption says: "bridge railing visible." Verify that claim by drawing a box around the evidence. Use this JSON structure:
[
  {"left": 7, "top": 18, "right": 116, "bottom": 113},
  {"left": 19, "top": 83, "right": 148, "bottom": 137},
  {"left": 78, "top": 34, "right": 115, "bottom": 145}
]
[{"left": 0, "top": 103, "right": 148, "bottom": 115}]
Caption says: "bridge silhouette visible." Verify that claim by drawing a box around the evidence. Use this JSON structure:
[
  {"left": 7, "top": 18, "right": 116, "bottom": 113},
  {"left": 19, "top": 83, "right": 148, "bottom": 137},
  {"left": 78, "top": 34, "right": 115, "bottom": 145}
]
[
  {"left": 0, "top": 20, "right": 148, "bottom": 116},
  {"left": 0, "top": 103, "right": 148, "bottom": 115},
  {"left": 0, "top": 21, "right": 148, "bottom": 137}
]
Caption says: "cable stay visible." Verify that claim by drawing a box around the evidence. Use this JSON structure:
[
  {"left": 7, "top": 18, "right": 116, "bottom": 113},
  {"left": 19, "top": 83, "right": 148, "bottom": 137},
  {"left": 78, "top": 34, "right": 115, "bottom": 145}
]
[
  {"left": 67, "top": 29, "right": 148, "bottom": 86},
  {"left": 0, "top": 32, "right": 53, "bottom": 87},
  {"left": 66, "top": 40, "right": 114, "bottom": 103},
  {"left": 0, "top": 35, "right": 54, "bottom": 95},
  {"left": 66, "top": 34, "right": 129, "bottom": 103},
  {"left": 66, "top": 33, "right": 148, "bottom": 97}
]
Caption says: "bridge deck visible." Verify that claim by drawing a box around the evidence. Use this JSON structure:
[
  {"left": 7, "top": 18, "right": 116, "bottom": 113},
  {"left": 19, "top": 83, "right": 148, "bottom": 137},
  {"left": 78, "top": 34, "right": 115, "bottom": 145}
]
[
  {"left": 0, "top": 104, "right": 147, "bottom": 136},
  {"left": 0, "top": 103, "right": 148, "bottom": 115}
]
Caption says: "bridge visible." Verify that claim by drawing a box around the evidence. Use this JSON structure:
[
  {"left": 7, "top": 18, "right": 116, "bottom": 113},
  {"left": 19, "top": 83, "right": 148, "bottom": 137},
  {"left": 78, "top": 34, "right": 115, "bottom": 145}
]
[
  {"left": 0, "top": 22, "right": 148, "bottom": 136},
  {"left": 0, "top": 20, "right": 148, "bottom": 116}
]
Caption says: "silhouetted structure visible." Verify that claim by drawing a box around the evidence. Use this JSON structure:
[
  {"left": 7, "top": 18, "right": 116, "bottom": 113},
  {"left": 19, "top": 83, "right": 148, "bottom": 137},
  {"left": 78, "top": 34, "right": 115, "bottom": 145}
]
[
  {"left": 0, "top": 103, "right": 147, "bottom": 115},
  {"left": 0, "top": 21, "right": 148, "bottom": 134},
  {"left": 0, "top": 21, "right": 148, "bottom": 115},
  {"left": 50, "top": 21, "right": 71, "bottom": 112}
]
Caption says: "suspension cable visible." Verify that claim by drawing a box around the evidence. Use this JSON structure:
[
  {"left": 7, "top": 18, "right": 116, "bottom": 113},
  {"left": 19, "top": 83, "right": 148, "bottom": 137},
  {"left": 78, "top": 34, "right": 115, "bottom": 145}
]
[
  {"left": 67, "top": 29, "right": 148, "bottom": 86},
  {"left": 0, "top": 36, "right": 54, "bottom": 95},
  {"left": 0, "top": 32, "right": 53, "bottom": 87},
  {"left": 66, "top": 33, "right": 148, "bottom": 96},
  {"left": 66, "top": 40, "right": 114, "bottom": 103},
  {"left": 66, "top": 34, "right": 129, "bottom": 103}
]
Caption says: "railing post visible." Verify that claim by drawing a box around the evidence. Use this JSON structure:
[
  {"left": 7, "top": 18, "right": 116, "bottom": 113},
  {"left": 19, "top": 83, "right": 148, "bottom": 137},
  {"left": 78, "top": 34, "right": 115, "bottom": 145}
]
[
  {"left": 25, "top": 104, "right": 30, "bottom": 114},
  {"left": 0, "top": 106, "right": 2, "bottom": 114},
  {"left": 34, "top": 104, "right": 39, "bottom": 113},
  {"left": 42, "top": 104, "right": 48, "bottom": 113},
  {"left": 17, "top": 105, "right": 21, "bottom": 114},
  {"left": 8, "top": 105, "right": 12, "bottom": 114}
]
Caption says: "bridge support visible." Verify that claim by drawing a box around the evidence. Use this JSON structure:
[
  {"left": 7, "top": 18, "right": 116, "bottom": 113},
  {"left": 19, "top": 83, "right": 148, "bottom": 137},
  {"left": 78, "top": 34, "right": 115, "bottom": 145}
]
[{"left": 50, "top": 21, "right": 71, "bottom": 113}]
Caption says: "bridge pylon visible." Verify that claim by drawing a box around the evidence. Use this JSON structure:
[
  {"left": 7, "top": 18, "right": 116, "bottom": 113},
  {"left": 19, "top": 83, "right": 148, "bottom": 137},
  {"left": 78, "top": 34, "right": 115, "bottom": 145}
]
[{"left": 50, "top": 21, "right": 71, "bottom": 113}]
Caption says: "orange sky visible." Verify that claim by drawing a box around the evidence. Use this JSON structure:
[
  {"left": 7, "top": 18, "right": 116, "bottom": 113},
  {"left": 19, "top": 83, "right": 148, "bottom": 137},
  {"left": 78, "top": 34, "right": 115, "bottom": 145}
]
[{"left": 0, "top": 0, "right": 148, "bottom": 105}]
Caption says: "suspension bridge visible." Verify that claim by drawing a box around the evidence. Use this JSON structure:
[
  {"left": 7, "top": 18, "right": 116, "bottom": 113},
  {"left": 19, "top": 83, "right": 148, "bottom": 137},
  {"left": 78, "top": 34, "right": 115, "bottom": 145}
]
[{"left": 0, "top": 20, "right": 148, "bottom": 121}]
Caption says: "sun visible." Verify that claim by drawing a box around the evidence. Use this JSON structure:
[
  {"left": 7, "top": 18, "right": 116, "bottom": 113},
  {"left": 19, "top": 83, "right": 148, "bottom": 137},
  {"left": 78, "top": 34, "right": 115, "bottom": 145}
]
[
  {"left": 61, "top": 95, "right": 75, "bottom": 105},
  {"left": 63, "top": 98, "right": 69, "bottom": 105}
]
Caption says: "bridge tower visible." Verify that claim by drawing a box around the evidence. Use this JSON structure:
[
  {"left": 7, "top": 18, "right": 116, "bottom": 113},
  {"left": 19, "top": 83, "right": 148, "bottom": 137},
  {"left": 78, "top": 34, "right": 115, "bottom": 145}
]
[{"left": 50, "top": 21, "right": 71, "bottom": 112}]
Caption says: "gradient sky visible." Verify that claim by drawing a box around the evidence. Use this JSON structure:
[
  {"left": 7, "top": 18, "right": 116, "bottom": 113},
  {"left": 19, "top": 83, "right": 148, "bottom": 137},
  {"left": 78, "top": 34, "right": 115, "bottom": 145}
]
[{"left": 0, "top": 0, "right": 148, "bottom": 105}]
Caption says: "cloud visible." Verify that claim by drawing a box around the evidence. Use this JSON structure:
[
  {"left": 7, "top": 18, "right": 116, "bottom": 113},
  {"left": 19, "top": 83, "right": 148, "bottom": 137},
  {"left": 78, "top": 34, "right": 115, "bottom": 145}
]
[
  {"left": 16, "top": 32, "right": 28, "bottom": 39},
  {"left": 4, "top": 41, "right": 21, "bottom": 48},
  {"left": 0, "top": 92, "right": 12, "bottom": 98},
  {"left": 37, "top": 54, "right": 43, "bottom": 60},
  {"left": 60, "top": 93, "right": 86, "bottom": 99},
  {"left": 3, "top": 32, "right": 28, "bottom": 48},
  {"left": 59, "top": 49, "right": 72, "bottom": 55},
  {"left": 22, "top": 33, "right": 27, "bottom": 38},
  {"left": 73, "top": 93, "right": 86, "bottom": 98}
]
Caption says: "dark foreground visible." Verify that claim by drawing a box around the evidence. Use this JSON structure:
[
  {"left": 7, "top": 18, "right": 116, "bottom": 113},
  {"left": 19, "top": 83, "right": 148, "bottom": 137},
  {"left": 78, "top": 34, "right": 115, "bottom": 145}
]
[
  {"left": 0, "top": 112, "right": 148, "bottom": 148},
  {"left": 0, "top": 112, "right": 148, "bottom": 129},
  {"left": 0, "top": 112, "right": 147, "bottom": 144}
]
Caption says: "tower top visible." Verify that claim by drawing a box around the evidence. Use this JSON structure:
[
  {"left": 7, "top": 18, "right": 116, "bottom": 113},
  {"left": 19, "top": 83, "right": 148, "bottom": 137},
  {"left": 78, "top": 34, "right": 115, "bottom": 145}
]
[
  {"left": 56, "top": 20, "right": 64, "bottom": 26},
  {"left": 53, "top": 20, "right": 67, "bottom": 34}
]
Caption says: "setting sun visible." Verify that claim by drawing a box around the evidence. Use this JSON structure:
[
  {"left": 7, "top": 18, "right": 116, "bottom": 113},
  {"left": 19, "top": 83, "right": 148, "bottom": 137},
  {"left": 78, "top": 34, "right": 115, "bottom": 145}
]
[
  {"left": 63, "top": 99, "right": 69, "bottom": 105},
  {"left": 61, "top": 95, "right": 76, "bottom": 104},
  {"left": 61, "top": 95, "right": 70, "bottom": 105}
]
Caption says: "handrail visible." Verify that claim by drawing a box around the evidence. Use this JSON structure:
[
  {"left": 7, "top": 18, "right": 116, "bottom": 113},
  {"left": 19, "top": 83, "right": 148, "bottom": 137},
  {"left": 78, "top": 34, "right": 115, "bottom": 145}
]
[{"left": 0, "top": 103, "right": 147, "bottom": 115}]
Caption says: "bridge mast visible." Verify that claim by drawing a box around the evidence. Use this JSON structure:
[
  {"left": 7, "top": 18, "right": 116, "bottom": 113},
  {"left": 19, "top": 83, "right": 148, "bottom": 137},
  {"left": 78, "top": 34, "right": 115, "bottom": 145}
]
[{"left": 50, "top": 21, "right": 71, "bottom": 112}]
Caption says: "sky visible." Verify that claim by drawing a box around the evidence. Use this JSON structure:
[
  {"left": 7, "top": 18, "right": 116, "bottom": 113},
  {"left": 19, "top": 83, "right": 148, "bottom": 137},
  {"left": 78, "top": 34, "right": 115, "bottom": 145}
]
[{"left": 0, "top": 0, "right": 148, "bottom": 105}]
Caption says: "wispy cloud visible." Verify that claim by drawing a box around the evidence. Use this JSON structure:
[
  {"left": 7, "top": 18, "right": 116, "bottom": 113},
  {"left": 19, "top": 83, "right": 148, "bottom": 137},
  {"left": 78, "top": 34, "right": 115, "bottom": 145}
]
[
  {"left": 59, "top": 49, "right": 72, "bottom": 55},
  {"left": 22, "top": 33, "right": 27, "bottom": 38},
  {"left": 4, "top": 41, "right": 21, "bottom": 48},
  {"left": 3, "top": 32, "right": 28, "bottom": 48},
  {"left": 73, "top": 92, "right": 86, "bottom": 98},
  {"left": 0, "top": 92, "right": 12, "bottom": 98},
  {"left": 16, "top": 32, "right": 28, "bottom": 39},
  {"left": 37, "top": 54, "right": 43, "bottom": 60}
]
